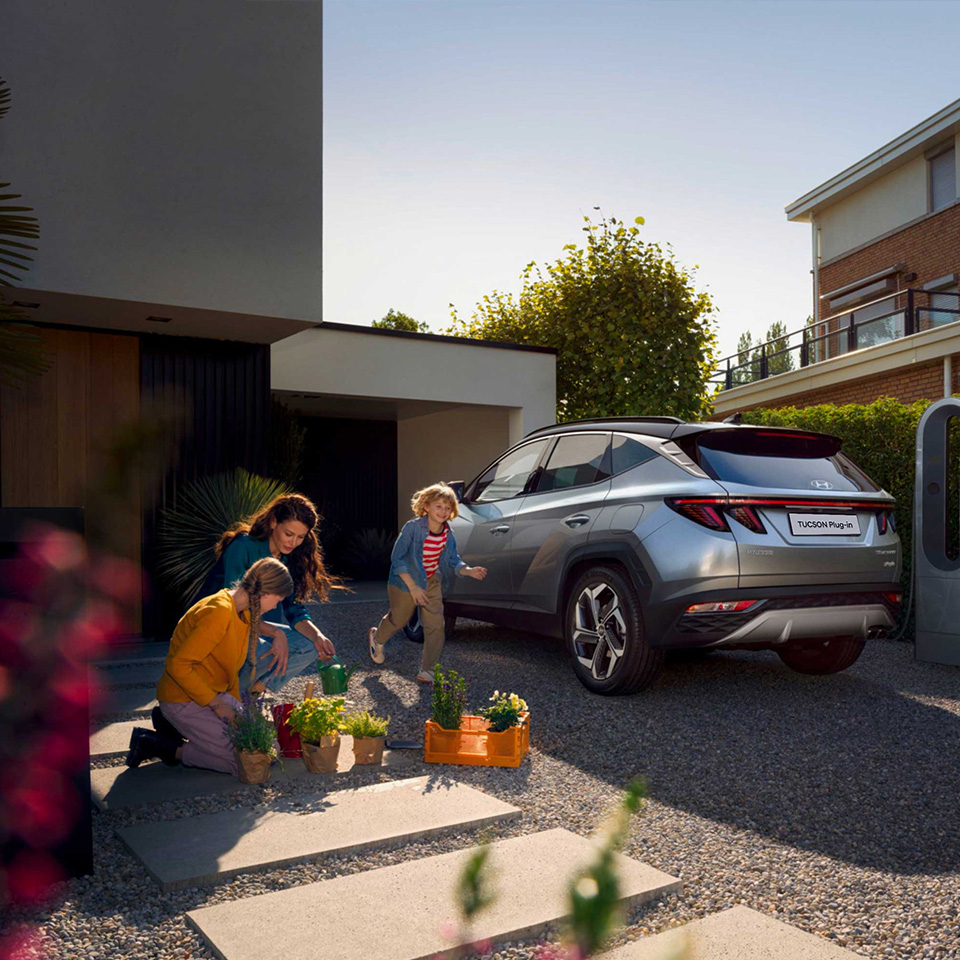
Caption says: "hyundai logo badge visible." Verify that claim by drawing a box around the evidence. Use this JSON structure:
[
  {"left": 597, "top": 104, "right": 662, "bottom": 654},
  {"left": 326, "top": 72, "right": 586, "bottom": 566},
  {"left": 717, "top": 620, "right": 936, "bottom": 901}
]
[{"left": 810, "top": 479, "right": 834, "bottom": 490}]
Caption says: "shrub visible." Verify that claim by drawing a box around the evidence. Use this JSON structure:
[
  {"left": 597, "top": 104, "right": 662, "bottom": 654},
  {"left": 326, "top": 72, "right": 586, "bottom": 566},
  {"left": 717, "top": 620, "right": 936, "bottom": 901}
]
[
  {"left": 286, "top": 697, "right": 345, "bottom": 743},
  {"left": 431, "top": 665, "right": 468, "bottom": 730},
  {"left": 341, "top": 710, "right": 390, "bottom": 739},
  {"left": 342, "top": 527, "right": 394, "bottom": 580}
]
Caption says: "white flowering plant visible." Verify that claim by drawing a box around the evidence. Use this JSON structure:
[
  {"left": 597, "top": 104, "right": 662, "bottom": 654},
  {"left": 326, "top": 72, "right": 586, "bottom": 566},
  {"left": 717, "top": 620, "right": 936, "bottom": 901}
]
[{"left": 479, "top": 690, "right": 528, "bottom": 732}]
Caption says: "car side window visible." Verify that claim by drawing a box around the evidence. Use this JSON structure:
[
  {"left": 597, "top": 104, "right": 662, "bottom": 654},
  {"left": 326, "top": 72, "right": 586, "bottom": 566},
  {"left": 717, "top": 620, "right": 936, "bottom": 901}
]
[
  {"left": 472, "top": 439, "right": 550, "bottom": 502},
  {"left": 536, "top": 434, "right": 611, "bottom": 493},
  {"left": 611, "top": 435, "right": 659, "bottom": 475}
]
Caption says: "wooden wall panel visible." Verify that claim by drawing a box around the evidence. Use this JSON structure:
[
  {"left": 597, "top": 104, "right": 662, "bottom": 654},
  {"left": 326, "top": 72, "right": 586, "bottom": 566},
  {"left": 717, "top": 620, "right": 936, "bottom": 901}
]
[{"left": 0, "top": 327, "right": 142, "bottom": 630}]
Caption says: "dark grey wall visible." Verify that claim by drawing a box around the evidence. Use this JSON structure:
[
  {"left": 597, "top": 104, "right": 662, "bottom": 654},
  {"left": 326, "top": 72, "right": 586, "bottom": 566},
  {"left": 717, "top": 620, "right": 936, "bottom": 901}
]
[{"left": 1, "top": 0, "right": 323, "bottom": 320}]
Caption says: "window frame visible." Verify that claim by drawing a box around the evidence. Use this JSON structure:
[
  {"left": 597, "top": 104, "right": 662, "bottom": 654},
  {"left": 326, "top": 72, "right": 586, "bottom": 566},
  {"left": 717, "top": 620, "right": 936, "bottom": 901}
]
[
  {"left": 608, "top": 431, "right": 662, "bottom": 478},
  {"left": 525, "top": 431, "right": 613, "bottom": 497},
  {"left": 463, "top": 437, "right": 554, "bottom": 504},
  {"left": 927, "top": 142, "right": 956, "bottom": 214}
]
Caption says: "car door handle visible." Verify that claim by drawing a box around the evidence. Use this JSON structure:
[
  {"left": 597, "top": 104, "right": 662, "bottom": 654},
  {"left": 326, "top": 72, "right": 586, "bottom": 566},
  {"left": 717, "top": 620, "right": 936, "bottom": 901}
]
[
  {"left": 490, "top": 524, "right": 510, "bottom": 536},
  {"left": 564, "top": 515, "right": 591, "bottom": 528}
]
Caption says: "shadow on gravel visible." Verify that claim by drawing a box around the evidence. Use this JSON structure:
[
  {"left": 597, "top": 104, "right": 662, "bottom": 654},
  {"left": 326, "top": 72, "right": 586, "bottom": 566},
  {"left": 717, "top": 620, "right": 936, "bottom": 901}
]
[{"left": 446, "top": 625, "right": 960, "bottom": 876}]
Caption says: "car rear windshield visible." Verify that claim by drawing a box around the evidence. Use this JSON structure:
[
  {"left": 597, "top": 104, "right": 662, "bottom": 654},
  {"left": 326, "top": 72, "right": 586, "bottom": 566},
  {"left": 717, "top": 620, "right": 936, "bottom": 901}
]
[{"left": 691, "top": 430, "right": 881, "bottom": 493}]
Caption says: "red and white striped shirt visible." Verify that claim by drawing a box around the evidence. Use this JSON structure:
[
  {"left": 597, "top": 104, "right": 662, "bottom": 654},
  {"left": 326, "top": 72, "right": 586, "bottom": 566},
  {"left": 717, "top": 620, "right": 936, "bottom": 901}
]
[{"left": 422, "top": 524, "right": 448, "bottom": 578}]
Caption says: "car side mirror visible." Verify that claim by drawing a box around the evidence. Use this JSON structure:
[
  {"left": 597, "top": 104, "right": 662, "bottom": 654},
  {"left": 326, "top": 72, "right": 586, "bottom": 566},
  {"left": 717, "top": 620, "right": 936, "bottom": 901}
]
[{"left": 448, "top": 480, "right": 466, "bottom": 502}]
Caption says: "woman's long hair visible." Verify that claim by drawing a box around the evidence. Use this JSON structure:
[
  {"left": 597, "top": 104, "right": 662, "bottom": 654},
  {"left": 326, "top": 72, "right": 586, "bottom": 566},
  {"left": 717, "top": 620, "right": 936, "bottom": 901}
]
[
  {"left": 238, "top": 558, "right": 294, "bottom": 670},
  {"left": 217, "top": 493, "right": 339, "bottom": 602}
]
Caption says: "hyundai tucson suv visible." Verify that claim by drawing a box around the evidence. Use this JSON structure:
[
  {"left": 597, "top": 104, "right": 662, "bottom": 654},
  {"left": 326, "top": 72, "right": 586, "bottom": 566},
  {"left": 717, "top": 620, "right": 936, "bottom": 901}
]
[{"left": 440, "top": 416, "right": 902, "bottom": 695}]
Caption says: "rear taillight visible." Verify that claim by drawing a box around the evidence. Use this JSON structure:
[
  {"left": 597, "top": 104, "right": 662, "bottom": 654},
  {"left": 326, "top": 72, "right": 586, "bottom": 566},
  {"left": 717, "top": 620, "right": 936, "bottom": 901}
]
[
  {"left": 666, "top": 499, "right": 729, "bottom": 531},
  {"left": 885, "top": 591, "right": 902, "bottom": 606},
  {"left": 686, "top": 600, "right": 758, "bottom": 614},
  {"left": 727, "top": 505, "right": 766, "bottom": 534},
  {"left": 878, "top": 510, "right": 896, "bottom": 535}
]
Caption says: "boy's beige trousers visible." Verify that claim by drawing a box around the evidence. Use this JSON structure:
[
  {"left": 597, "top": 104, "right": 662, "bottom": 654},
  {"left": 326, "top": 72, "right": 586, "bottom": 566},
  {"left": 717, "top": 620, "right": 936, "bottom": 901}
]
[{"left": 373, "top": 575, "right": 446, "bottom": 672}]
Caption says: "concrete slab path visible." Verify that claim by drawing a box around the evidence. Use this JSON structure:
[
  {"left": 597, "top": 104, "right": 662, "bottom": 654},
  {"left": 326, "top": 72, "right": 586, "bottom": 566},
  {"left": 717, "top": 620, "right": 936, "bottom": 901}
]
[
  {"left": 186, "top": 828, "right": 681, "bottom": 960},
  {"left": 601, "top": 906, "right": 861, "bottom": 960},
  {"left": 90, "top": 719, "right": 143, "bottom": 758},
  {"left": 91, "top": 737, "right": 418, "bottom": 810},
  {"left": 118, "top": 776, "right": 520, "bottom": 890},
  {"left": 94, "top": 661, "right": 164, "bottom": 687},
  {"left": 94, "top": 686, "right": 157, "bottom": 717}
]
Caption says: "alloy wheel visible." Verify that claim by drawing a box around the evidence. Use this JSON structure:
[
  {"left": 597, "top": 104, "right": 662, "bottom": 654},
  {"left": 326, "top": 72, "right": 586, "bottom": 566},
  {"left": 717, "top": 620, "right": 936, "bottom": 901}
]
[{"left": 572, "top": 582, "right": 628, "bottom": 681}]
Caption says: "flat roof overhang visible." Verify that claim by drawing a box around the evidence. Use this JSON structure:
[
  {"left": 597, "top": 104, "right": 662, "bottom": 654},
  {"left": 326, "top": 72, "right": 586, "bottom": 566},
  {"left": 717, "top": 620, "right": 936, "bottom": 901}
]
[{"left": 5, "top": 288, "right": 316, "bottom": 344}]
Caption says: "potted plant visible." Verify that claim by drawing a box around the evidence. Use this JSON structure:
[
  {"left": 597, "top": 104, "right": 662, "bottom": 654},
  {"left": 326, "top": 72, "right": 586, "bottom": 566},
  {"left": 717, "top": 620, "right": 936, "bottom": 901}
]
[
  {"left": 341, "top": 710, "right": 390, "bottom": 765},
  {"left": 424, "top": 674, "right": 530, "bottom": 768},
  {"left": 229, "top": 696, "right": 281, "bottom": 784},
  {"left": 286, "top": 696, "right": 345, "bottom": 773}
]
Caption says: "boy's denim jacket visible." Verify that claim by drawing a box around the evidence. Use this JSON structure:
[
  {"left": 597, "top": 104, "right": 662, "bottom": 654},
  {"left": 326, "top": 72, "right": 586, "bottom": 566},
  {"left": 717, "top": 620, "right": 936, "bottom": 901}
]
[{"left": 387, "top": 516, "right": 467, "bottom": 593}]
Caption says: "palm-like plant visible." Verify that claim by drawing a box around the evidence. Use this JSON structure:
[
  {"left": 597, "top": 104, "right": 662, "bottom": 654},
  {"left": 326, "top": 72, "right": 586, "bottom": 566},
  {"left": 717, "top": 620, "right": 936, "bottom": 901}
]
[
  {"left": 0, "top": 76, "right": 49, "bottom": 384},
  {"left": 156, "top": 468, "right": 291, "bottom": 604}
]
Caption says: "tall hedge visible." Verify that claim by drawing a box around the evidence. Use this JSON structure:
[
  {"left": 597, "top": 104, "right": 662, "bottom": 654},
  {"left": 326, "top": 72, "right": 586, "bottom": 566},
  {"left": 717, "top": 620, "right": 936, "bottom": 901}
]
[{"left": 742, "top": 396, "right": 959, "bottom": 591}]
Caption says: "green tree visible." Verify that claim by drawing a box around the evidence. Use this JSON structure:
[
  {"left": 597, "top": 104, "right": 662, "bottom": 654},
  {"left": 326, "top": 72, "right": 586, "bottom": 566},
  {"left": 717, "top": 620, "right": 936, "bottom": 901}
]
[
  {"left": 0, "top": 76, "right": 48, "bottom": 384},
  {"left": 446, "top": 213, "right": 717, "bottom": 421},
  {"left": 764, "top": 320, "right": 795, "bottom": 375},
  {"left": 731, "top": 330, "right": 757, "bottom": 386},
  {"left": 372, "top": 308, "right": 430, "bottom": 334}
]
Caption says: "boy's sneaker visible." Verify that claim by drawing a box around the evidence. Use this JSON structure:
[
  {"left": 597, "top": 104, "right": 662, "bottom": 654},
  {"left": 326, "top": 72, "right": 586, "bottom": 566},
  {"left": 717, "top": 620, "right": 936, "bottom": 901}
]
[
  {"left": 415, "top": 670, "right": 434, "bottom": 685},
  {"left": 369, "top": 626, "right": 385, "bottom": 664}
]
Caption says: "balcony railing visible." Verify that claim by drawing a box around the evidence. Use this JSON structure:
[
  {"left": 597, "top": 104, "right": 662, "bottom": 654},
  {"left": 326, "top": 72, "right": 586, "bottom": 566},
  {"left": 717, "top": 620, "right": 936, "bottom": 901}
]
[{"left": 712, "top": 288, "right": 960, "bottom": 391}]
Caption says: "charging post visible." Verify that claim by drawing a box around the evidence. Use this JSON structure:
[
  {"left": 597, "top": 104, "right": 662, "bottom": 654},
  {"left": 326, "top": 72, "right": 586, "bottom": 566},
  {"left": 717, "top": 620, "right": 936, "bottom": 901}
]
[{"left": 915, "top": 397, "right": 960, "bottom": 665}]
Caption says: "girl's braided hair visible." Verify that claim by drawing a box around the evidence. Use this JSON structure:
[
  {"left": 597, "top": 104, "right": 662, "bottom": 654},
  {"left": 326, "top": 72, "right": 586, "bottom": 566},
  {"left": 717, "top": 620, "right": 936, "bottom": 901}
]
[
  {"left": 217, "top": 493, "right": 340, "bottom": 602},
  {"left": 238, "top": 558, "right": 294, "bottom": 671}
]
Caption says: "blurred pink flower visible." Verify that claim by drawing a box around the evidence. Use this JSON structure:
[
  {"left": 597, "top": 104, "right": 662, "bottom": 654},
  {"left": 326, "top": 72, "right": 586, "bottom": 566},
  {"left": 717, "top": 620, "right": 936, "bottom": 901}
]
[
  {"left": 4, "top": 849, "right": 65, "bottom": 906},
  {"left": 6, "top": 764, "right": 78, "bottom": 847},
  {"left": 0, "top": 923, "right": 46, "bottom": 960}
]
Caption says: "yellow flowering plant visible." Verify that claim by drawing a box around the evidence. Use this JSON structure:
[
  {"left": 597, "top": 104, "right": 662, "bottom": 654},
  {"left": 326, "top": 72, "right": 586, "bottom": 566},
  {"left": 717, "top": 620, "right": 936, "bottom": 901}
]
[
  {"left": 286, "top": 697, "right": 346, "bottom": 744},
  {"left": 479, "top": 690, "right": 528, "bottom": 732}
]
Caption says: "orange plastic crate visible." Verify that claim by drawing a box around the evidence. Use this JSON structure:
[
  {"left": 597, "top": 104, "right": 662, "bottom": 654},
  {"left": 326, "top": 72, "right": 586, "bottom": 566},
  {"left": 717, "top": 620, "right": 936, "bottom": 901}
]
[{"left": 424, "top": 714, "right": 529, "bottom": 768}]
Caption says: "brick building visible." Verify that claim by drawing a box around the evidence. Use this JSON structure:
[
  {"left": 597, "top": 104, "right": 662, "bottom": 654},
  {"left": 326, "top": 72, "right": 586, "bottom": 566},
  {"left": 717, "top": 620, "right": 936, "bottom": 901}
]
[{"left": 713, "top": 99, "right": 960, "bottom": 416}]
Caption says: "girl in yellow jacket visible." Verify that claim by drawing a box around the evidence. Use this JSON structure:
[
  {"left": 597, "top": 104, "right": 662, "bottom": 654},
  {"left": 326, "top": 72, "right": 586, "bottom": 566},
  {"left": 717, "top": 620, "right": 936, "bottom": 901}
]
[{"left": 126, "top": 557, "right": 293, "bottom": 777}]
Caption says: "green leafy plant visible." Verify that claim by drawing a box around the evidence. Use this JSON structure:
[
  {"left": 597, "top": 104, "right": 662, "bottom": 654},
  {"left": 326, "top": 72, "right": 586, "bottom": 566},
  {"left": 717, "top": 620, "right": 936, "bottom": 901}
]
[
  {"left": 447, "top": 212, "right": 717, "bottom": 421},
  {"left": 286, "top": 697, "right": 345, "bottom": 743},
  {"left": 269, "top": 396, "right": 306, "bottom": 487},
  {"left": 431, "top": 665, "right": 468, "bottom": 730},
  {"left": 341, "top": 709, "right": 389, "bottom": 739},
  {"left": 0, "top": 76, "right": 51, "bottom": 385},
  {"left": 479, "top": 690, "right": 528, "bottom": 732},
  {"left": 156, "top": 467, "right": 292, "bottom": 604},
  {"left": 343, "top": 527, "right": 394, "bottom": 580},
  {"left": 228, "top": 697, "right": 280, "bottom": 760},
  {"left": 565, "top": 777, "right": 647, "bottom": 957}
]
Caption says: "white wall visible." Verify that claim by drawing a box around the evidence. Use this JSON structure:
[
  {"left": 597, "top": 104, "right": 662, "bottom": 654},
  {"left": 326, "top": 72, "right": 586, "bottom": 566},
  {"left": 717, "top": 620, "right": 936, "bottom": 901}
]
[
  {"left": 397, "top": 406, "right": 513, "bottom": 525},
  {"left": 272, "top": 327, "right": 557, "bottom": 437},
  {"left": 0, "top": 1, "right": 322, "bottom": 320},
  {"left": 817, "top": 154, "right": 930, "bottom": 262}
]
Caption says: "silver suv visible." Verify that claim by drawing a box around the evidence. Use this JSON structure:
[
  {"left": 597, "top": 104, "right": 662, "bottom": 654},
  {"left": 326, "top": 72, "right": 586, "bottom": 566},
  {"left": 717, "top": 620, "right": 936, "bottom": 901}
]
[{"left": 442, "top": 416, "right": 902, "bottom": 695}]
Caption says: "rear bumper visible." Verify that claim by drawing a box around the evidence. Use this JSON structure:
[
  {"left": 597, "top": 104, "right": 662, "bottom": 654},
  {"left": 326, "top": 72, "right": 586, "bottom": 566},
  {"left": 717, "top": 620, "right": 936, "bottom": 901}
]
[{"left": 647, "top": 584, "right": 900, "bottom": 650}]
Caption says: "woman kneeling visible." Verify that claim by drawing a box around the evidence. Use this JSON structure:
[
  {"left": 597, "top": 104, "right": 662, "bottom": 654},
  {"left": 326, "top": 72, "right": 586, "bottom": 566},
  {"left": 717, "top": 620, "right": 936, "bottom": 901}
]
[{"left": 126, "top": 557, "right": 292, "bottom": 778}]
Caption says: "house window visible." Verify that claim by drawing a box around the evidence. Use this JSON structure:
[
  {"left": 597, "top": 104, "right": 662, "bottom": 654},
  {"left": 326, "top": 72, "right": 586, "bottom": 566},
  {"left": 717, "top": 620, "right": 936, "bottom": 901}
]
[
  {"left": 929, "top": 145, "right": 956, "bottom": 212},
  {"left": 929, "top": 286, "right": 959, "bottom": 328}
]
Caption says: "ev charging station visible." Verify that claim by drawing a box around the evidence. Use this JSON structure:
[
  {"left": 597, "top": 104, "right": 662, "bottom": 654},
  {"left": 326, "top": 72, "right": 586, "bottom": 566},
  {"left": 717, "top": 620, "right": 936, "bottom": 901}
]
[{"left": 915, "top": 397, "right": 960, "bottom": 665}]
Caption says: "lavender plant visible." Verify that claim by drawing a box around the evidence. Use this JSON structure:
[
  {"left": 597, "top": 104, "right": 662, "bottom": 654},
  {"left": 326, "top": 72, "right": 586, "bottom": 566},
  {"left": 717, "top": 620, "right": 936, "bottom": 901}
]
[{"left": 431, "top": 665, "right": 468, "bottom": 730}]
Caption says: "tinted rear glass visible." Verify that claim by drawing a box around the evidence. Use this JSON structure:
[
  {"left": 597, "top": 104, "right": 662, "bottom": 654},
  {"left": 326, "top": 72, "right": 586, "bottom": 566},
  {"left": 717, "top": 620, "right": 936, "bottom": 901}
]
[{"left": 694, "top": 431, "right": 879, "bottom": 493}]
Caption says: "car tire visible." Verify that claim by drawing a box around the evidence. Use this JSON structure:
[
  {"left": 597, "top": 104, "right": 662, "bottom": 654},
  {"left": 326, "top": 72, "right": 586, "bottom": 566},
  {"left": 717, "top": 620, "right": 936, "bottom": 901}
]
[
  {"left": 776, "top": 636, "right": 865, "bottom": 675},
  {"left": 565, "top": 565, "right": 664, "bottom": 695},
  {"left": 402, "top": 608, "right": 458, "bottom": 644}
]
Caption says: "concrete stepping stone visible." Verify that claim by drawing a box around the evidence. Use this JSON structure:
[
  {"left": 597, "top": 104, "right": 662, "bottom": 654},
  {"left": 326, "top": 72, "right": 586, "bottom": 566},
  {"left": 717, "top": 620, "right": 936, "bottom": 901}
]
[
  {"left": 186, "top": 828, "right": 681, "bottom": 960},
  {"left": 95, "top": 661, "right": 163, "bottom": 687},
  {"left": 118, "top": 776, "right": 521, "bottom": 890},
  {"left": 601, "top": 905, "right": 861, "bottom": 960},
  {"left": 93, "top": 686, "right": 158, "bottom": 717},
  {"left": 91, "top": 736, "right": 418, "bottom": 810},
  {"left": 90, "top": 719, "right": 143, "bottom": 758}
]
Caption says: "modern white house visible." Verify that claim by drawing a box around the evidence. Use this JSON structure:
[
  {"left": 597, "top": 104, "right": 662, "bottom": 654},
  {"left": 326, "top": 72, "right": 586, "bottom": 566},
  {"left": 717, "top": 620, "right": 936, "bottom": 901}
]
[{"left": 0, "top": 1, "right": 556, "bottom": 636}]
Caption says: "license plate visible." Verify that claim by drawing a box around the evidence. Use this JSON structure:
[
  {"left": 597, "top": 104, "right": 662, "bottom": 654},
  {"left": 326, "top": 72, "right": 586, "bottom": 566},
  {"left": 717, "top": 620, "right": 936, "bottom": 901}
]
[{"left": 789, "top": 513, "right": 861, "bottom": 536}]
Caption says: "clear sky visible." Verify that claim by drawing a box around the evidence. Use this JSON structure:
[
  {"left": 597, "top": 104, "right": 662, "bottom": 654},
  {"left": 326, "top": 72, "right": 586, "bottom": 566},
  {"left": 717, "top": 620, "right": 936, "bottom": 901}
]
[{"left": 323, "top": 0, "right": 960, "bottom": 359}]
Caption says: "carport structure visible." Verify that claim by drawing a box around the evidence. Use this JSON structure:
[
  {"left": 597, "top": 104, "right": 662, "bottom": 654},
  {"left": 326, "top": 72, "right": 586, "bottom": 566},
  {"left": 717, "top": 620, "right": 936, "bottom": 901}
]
[{"left": 271, "top": 321, "right": 556, "bottom": 542}]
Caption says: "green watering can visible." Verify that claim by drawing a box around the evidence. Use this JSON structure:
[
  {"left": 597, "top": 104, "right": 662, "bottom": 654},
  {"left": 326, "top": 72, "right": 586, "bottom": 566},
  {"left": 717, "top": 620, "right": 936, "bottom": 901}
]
[{"left": 317, "top": 656, "right": 356, "bottom": 695}]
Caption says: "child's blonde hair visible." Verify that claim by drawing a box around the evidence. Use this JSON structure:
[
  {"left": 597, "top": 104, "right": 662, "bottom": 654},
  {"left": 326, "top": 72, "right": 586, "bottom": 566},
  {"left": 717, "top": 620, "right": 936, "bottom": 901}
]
[{"left": 411, "top": 482, "right": 460, "bottom": 519}]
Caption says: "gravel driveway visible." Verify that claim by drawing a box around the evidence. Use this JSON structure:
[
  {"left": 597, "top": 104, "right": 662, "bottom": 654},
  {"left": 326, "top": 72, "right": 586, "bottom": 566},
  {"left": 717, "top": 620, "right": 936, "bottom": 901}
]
[{"left": 20, "top": 599, "right": 960, "bottom": 959}]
